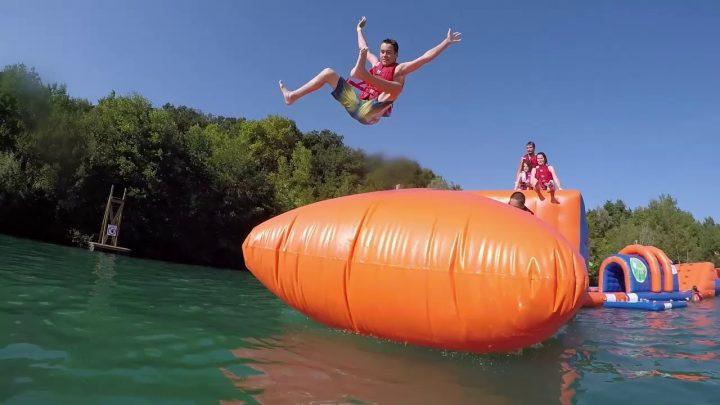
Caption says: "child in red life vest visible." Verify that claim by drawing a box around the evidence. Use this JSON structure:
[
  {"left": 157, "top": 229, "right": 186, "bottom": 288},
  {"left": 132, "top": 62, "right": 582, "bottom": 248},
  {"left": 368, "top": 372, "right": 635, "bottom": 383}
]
[
  {"left": 279, "top": 16, "right": 461, "bottom": 125},
  {"left": 531, "top": 152, "right": 562, "bottom": 203},
  {"left": 515, "top": 161, "right": 533, "bottom": 191}
]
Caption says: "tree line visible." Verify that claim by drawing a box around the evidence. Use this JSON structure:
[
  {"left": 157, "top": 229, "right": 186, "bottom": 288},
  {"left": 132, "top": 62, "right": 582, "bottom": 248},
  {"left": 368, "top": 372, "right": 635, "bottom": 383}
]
[
  {"left": 1, "top": 64, "right": 717, "bottom": 273},
  {"left": 0, "top": 64, "right": 457, "bottom": 268},
  {"left": 586, "top": 197, "right": 718, "bottom": 282}
]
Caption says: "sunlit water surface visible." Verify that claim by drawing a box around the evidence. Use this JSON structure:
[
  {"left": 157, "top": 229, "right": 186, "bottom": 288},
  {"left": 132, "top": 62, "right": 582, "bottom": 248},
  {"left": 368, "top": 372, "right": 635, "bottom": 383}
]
[{"left": 1, "top": 234, "right": 718, "bottom": 404}]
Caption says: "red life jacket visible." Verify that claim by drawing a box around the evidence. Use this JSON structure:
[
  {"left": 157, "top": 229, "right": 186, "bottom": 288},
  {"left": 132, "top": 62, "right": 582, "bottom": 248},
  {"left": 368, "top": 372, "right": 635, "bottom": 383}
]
[
  {"left": 522, "top": 153, "right": 538, "bottom": 168},
  {"left": 534, "top": 164, "right": 554, "bottom": 188},
  {"left": 348, "top": 62, "right": 397, "bottom": 116}
]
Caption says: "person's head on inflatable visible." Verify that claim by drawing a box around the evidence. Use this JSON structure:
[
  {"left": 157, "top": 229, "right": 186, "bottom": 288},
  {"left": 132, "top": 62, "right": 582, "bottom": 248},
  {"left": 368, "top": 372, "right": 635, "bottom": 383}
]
[
  {"left": 380, "top": 39, "right": 399, "bottom": 66},
  {"left": 509, "top": 192, "right": 534, "bottom": 214}
]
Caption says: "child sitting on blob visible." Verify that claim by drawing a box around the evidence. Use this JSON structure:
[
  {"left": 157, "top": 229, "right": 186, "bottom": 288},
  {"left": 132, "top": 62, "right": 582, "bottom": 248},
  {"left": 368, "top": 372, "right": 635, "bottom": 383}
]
[{"left": 515, "top": 160, "right": 533, "bottom": 191}]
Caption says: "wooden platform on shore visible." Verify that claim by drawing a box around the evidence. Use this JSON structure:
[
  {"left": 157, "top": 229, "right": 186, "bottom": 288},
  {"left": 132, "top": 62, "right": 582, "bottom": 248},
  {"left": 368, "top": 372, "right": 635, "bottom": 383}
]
[{"left": 88, "top": 242, "right": 131, "bottom": 254}]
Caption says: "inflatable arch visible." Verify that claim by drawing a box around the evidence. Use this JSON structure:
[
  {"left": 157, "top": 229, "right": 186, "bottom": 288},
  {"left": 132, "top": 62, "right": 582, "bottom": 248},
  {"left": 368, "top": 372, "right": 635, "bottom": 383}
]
[{"left": 584, "top": 244, "right": 720, "bottom": 309}]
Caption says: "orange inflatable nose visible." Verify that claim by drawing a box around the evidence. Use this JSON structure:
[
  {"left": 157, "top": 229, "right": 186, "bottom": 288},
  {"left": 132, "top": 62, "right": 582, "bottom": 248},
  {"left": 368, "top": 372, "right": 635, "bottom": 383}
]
[{"left": 242, "top": 189, "right": 588, "bottom": 353}]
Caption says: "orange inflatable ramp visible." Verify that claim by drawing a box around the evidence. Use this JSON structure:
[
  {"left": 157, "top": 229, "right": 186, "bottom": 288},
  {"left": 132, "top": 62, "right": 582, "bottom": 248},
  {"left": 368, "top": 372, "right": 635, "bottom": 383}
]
[
  {"left": 243, "top": 189, "right": 588, "bottom": 353},
  {"left": 468, "top": 190, "right": 588, "bottom": 264},
  {"left": 676, "top": 262, "right": 717, "bottom": 298}
]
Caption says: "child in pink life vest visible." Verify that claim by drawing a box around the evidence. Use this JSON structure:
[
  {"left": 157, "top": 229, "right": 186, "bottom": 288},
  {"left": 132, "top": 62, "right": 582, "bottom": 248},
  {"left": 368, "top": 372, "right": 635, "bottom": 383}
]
[{"left": 515, "top": 160, "right": 533, "bottom": 190}]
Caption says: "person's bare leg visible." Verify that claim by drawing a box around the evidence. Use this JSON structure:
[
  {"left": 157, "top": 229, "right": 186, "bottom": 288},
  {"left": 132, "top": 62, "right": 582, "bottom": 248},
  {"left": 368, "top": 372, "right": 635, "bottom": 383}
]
[
  {"left": 533, "top": 180, "right": 546, "bottom": 201},
  {"left": 549, "top": 182, "right": 559, "bottom": 204},
  {"left": 350, "top": 48, "right": 403, "bottom": 95},
  {"left": 279, "top": 68, "right": 340, "bottom": 105}
]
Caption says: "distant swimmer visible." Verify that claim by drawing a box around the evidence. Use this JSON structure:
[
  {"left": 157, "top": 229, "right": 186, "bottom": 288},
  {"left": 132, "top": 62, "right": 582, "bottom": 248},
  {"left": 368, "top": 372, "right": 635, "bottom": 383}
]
[
  {"left": 690, "top": 285, "right": 703, "bottom": 302},
  {"left": 279, "top": 16, "right": 461, "bottom": 125}
]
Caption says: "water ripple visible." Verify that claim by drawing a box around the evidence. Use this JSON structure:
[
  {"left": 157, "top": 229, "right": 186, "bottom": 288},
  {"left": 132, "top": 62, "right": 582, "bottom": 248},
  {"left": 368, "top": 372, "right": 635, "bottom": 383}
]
[{"left": 1, "top": 234, "right": 718, "bottom": 404}]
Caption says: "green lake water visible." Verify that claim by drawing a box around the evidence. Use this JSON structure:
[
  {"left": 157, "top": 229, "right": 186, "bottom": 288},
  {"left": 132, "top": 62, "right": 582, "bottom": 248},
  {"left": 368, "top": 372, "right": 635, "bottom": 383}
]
[{"left": 1, "top": 233, "right": 718, "bottom": 404}]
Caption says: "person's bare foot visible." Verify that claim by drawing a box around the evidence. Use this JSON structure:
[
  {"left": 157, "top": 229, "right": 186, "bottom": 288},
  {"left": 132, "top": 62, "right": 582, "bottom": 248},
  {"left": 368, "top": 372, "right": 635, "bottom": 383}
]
[
  {"left": 350, "top": 48, "right": 369, "bottom": 80},
  {"left": 279, "top": 80, "right": 295, "bottom": 105},
  {"left": 550, "top": 192, "right": 560, "bottom": 204}
]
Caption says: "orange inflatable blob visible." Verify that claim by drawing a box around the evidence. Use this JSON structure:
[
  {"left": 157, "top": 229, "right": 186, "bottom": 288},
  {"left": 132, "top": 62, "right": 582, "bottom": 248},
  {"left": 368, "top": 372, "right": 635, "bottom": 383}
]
[
  {"left": 242, "top": 189, "right": 588, "bottom": 353},
  {"left": 469, "top": 190, "right": 588, "bottom": 261}
]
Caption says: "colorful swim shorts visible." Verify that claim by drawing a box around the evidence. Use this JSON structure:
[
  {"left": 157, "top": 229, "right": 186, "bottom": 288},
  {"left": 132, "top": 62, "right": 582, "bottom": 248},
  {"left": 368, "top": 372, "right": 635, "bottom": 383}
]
[{"left": 331, "top": 77, "right": 393, "bottom": 125}]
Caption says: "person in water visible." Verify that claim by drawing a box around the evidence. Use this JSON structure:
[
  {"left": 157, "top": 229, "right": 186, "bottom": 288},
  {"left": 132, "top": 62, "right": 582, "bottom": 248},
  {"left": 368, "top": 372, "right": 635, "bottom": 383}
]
[
  {"left": 690, "top": 285, "right": 703, "bottom": 302},
  {"left": 279, "top": 16, "right": 461, "bottom": 125},
  {"left": 531, "top": 152, "right": 562, "bottom": 203}
]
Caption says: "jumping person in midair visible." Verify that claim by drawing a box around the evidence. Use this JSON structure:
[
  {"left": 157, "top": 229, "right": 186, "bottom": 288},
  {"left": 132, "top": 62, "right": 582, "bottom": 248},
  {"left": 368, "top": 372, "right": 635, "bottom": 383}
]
[{"left": 279, "top": 16, "right": 461, "bottom": 125}]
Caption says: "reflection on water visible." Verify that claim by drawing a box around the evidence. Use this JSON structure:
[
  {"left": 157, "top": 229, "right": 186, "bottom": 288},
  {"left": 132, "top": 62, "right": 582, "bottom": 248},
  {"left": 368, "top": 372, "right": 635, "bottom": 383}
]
[
  {"left": 1, "top": 234, "right": 719, "bottom": 404},
  {"left": 222, "top": 328, "right": 559, "bottom": 404},
  {"left": 88, "top": 253, "right": 117, "bottom": 312}
]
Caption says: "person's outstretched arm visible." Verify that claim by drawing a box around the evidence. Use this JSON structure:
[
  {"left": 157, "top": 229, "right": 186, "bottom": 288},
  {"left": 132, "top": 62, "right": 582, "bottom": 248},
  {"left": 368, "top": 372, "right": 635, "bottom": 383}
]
[
  {"left": 549, "top": 166, "right": 562, "bottom": 190},
  {"left": 395, "top": 28, "right": 461, "bottom": 76},
  {"left": 356, "top": 16, "right": 379, "bottom": 66},
  {"left": 514, "top": 173, "right": 523, "bottom": 190},
  {"left": 515, "top": 158, "right": 524, "bottom": 183}
]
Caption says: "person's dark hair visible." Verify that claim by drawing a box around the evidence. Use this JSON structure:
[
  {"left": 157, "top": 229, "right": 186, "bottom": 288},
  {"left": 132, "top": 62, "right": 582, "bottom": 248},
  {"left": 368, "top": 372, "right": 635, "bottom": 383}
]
[
  {"left": 536, "top": 152, "right": 548, "bottom": 164},
  {"left": 382, "top": 38, "right": 399, "bottom": 53},
  {"left": 510, "top": 191, "right": 526, "bottom": 205},
  {"left": 509, "top": 191, "right": 534, "bottom": 214},
  {"left": 526, "top": 141, "right": 535, "bottom": 147}
]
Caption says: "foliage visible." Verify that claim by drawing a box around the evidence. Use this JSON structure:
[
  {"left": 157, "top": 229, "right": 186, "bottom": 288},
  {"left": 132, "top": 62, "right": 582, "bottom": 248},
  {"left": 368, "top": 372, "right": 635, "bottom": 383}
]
[
  {"left": 0, "top": 65, "right": 455, "bottom": 269},
  {"left": 586, "top": 195, "right": 719, "bottom": 283},
  {"left": 2, "top": 65, "right": 715, "bottom": 272}
]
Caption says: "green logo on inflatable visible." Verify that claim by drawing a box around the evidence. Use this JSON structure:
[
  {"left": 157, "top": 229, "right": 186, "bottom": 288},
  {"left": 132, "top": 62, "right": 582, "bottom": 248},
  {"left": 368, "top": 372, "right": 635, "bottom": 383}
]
[{"left": 629, "top": 257, "right": 648, "bottom": 283}]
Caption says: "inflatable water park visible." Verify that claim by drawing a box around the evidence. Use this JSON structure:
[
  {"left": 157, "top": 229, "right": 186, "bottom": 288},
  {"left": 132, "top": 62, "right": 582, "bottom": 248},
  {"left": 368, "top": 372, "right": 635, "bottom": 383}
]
[{"left": 242, "top": 189, "right": 720, "bottom": 354}]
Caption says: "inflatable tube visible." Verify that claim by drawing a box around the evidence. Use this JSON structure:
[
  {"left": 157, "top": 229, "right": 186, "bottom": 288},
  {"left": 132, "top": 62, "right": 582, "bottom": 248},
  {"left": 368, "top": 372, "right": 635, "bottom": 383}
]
[
  {"left": 634, "top": 292, "right": 691, "bottom": 301},
  {"left": 618, "top": 245, "right": 663, "bottom": 292},
  {"left": 645, "top": 246, "right": 678, "bottom": 292},
  {"left": 603, "top": 300, "right": 687, "bottom": 311},
  {"left": 644, "top": 245, "right": 675, "bottom": 292},
  {"left": 583, "top": 291, "right": 639, "bottom": 307},
  {"left": 242, "top": 189, "right": 588, "bottom": 353},
  {"left": 582, "top": 291, "right": 604, "bottom": 307}
]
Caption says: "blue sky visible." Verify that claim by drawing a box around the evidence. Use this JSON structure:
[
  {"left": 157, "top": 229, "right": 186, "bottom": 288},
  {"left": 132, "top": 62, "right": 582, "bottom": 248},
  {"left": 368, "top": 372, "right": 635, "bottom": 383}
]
[{"left": 2, "top": 0, "right": 718, "bottom": 221}]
